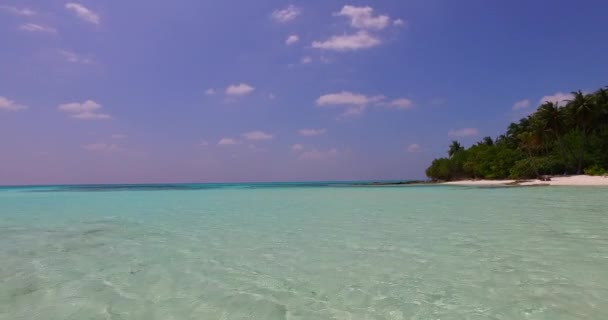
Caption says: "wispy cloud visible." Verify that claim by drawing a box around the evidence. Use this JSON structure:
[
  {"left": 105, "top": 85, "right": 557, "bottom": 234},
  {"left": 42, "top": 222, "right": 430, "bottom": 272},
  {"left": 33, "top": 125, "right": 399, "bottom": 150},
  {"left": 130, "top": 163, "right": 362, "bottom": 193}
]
[
  {"left": 0, "top": 5, "right": 36, "bottom": 16},
  {"left": 381, "top": 98, "right": 414, "bottom": 110},
  {"left": 72, "top": 112, "right": 111, "bottom": 120},
  {"left": 291, "top": 144, "right": 304, "bottom": 151},
  {"left": 271, "top": 5, "right": 301, "bottom": 23},
  {"left": 300, "top": 148, "right": 338, "bottom": 160},
  {"left": 84, "top": 143, "right": 118, "bottom": 152},
  {"left": 58, "top": 100, "right": 110, "bottom": 120},
  {"left": 59, "top": 50, "right": 94, "bottom": 64},
  {"left": 337, "top": 106, "right": 366, "bottom": 118},
  {"left": 225, "top": 83, "right": 255, "bottom": 96},
  {"left": 242, "top": 130, "right": 274, "bottom": 141},
  {"left": 407, "top": 144, "right": 421, "bottom": 153},
  {"left": 393, "top": 19, "right": 406, "bottom": 27},
  {"left": 218, "top": 137, "right": 240, "bottom": 146},
  {"left": 335, "top": 5, "right": 390, "bottom": 30},
  {"left": 312, "top": 31, "right": 381, "bottom": 51},
  {"left": 205, "top": 88, "right": 216, "bottom": 95},
  {"left": 299, "top": 128, "right": 327, "bottom": 137},
  {"left": 286, "top": 34, "right": 299, "bottom": 45},
  {"left": 19, "top": 23, "right": 56, "bottom": 34},
  {"left": 65, "top": 3, "right": 100, "bottom": 25},
  {"left": 539, "top": 92, "right": 573, "bottom": 106},
  {"left": 301, "top": 56, "right": 313, "bottom": 64},
  {"left": 0, "top": 96, "right": 28, "bottom": 111},
  {"left": 448, "top": 128, "right": 479, "bottom": 138},
  {"left": 512, "top": 99, "right": 530, "bottom": 110}
]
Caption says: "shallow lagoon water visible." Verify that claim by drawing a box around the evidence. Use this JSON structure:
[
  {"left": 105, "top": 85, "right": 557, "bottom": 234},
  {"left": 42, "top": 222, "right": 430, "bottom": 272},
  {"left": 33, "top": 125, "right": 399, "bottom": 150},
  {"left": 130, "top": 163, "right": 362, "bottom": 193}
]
[{"left": 1, "top": 184, "right": 607, "bottom": 319}]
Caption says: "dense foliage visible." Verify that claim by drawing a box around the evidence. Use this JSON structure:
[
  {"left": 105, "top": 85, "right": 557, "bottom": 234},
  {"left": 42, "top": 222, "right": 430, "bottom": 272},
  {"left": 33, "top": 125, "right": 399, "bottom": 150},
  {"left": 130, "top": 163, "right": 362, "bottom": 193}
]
[{"left": 426, "top": 87, "right": 608, "bottom": 181}]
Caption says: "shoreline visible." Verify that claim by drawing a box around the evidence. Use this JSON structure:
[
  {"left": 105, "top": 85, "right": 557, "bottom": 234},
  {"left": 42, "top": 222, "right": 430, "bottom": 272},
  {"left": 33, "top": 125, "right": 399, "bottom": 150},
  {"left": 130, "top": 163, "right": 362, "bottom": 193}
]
[{"left": 442, "top": 175, "right": 608, "bottom": 187}]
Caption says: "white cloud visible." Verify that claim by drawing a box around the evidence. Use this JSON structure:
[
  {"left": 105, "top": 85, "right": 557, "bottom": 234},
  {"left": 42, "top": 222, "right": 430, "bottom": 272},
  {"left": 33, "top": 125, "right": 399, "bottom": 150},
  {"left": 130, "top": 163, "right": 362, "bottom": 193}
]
[
  {"left": 271, "top": 5, "right": 301, "bottom": 23},
  {"left": 0, "top": 96, "right": 28, "bottom": 111},
  {"left": 19, "top": 23, "right": 56, "bottom": 33},
  {"left": 58, "top": 100, "right": 101, "bottom": 113},
  {"left": 407, "top": 144, "right": 421, "bottom": 153},
  {"left": 299, "top": 128, "right": 327, "bottom": 137},
  {"left": 393, "top": 19, "right": 406, "bottom": 27},
  {"left": 225, "top": 83, "right": 255, "bottom": 96},
  {"left": 111, "top": 134, "right": 127, "bottom": 139},
  {"left": 242, "top": 130, "right": 273, "bottom": 141},
  {"left": 72, "top": 112, "right": 111, "bottom": 120},
  {"left": 317, "top": 91, "right": 383, "bottom": 107},
  {"left": 336, "top": 5, "right": 390, "bottom": 30},
  {"left": 0, "top": 6, "right": 36, "bottom": 16},
  {"left": 338, "top": 106, "right": 366, "bottom": 118},
  {"left": 448, "top": 128, "right": 479, "bottom": 138},
  {"left": 301, "top": 56, "right": 312, "bottom": 64},
  {"left": 384, "top": 98, "right": 414, "bottom": 110},
  {"left": 59, "top": 50, "right": 93, "bottom": 64},
  {"left": 312, "top": 31, "right": 381, "bottom": 51},
  {"left": 316, "top": 92, "right": 414, "bottom": 118},
  {"left": 318, "top": 91, "right": 412, "bottom": 118},
  {"left": 58, "top": 100, "right": 110, "bottom": 120},
  {"left": 512, "top": 99, "right": 530, "bottom": 110},
  {"left": 300, "top": 148, "right": 338, "bottom": 160},
  {"left": 291, "top": 144, "right": 304, "bottom": 151},
  {"left": 65, "top": 3, "right": 100, "bottom": 25},
  {"left": 198, "top": 140, "right": 209, "bottom": 147},
  {"left": 205, "top": 88, "right": 216, "bottom": 95},
  {"left": 218, "top": 138, "right": 240, "bottom": 146},
  {"left": 84, "top": 143, "right": 118, "bottom": 152},
  {"left": 286, "top": 34, "right": 299, "bottom": 45},
  {"left": 539, "top": 92, "right": 573, "bottom": 106}
]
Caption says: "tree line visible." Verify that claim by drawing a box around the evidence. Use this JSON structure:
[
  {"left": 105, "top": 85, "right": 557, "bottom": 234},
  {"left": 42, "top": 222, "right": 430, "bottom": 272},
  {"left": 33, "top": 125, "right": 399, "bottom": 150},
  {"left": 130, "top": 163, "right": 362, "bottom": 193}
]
[{"left": 426, "top": 86, "right": 608, "bottom": 181}]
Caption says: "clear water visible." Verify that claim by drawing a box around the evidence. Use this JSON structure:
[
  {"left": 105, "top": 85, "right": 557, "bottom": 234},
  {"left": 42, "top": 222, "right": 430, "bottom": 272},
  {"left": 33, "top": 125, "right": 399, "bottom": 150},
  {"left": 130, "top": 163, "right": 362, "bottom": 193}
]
[{"left": 1, "top": 184, "right": 607, "bottom": 319}]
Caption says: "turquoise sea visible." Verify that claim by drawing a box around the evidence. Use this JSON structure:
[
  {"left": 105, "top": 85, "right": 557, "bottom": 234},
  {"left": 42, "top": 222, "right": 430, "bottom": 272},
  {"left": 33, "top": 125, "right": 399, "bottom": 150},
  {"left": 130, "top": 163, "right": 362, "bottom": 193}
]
[{"left": 1, "top": 183, "right": 607, "bottom": 319}]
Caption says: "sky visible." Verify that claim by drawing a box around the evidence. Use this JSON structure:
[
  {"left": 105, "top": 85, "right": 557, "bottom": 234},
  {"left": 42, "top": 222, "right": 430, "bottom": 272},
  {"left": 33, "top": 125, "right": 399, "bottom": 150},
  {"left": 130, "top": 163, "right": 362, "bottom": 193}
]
[{"left": 1, "top": 0, "right": 608, "bottom": 185}]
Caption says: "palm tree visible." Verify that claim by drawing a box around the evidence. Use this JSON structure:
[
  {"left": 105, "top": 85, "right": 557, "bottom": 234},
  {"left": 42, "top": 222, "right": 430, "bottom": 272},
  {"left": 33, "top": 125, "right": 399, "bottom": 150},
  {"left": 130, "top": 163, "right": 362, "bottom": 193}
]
[
  {"left": 567, "top": 90, "right": 594, "bottom": 173},
  {"left": 517, "top": 131, "right": 542, "bottom": 176},
  {"left": 480, "top": 136, "right": 494, "bottom": 146},
  {"left": 593, "top": 87, "right": 608, "bottom": 125},
  {"left": 448, "top": 140, "right": 464, "bottom": 158},
  {"left": 536, "top": 101, "right": 572, "bottom": 171}
]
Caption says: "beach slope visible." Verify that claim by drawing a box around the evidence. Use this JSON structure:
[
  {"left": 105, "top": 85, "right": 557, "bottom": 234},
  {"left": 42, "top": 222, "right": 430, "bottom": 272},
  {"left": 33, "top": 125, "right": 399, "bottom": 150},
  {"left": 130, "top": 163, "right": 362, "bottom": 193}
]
[{"left": 443, "top": 175, "right": 608, "bottom": 186}]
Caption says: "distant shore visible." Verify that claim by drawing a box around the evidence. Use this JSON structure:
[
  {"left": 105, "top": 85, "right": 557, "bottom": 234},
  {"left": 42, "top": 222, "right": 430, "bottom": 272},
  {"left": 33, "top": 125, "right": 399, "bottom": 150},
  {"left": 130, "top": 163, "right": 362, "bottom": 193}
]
[
  {"left": 352, "top": 180, "right": 436, "bottom": 187},
  {"left": 442, "top": 175, "right": 608, "bottom": 186}
]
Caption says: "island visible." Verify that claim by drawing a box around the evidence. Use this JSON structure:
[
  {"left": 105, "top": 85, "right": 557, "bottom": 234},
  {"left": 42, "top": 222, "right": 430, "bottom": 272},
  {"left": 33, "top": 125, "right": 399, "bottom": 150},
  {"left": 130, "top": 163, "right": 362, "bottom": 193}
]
[{"left": 425, "top": 87, "right": 608, "bottom": 186}]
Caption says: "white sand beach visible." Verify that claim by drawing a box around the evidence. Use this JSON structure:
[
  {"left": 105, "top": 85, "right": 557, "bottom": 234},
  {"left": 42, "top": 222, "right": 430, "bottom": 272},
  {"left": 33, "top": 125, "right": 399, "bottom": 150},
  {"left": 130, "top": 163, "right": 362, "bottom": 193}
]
[{"left": 443, "top": 175, "right": 608, "bottom": 186}]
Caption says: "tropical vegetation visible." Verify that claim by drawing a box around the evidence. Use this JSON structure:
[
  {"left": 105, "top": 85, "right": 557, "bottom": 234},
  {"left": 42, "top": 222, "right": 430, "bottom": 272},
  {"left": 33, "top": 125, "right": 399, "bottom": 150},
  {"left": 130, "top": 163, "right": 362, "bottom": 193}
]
[{"left": 426, "top": 86, "right": 608, "bottom": 181}]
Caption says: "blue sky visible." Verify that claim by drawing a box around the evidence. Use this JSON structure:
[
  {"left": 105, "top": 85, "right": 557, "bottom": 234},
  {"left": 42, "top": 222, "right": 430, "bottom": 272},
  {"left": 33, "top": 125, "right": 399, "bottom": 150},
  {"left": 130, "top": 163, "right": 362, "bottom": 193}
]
[{"left": 1, "top": 0, "right": 608, "bottom": 184}]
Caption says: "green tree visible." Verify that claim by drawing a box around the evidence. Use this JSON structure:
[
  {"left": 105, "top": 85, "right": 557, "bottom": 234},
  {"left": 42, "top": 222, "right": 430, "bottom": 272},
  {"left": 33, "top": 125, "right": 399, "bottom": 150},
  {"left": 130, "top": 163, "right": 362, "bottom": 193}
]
[
  {"left": 425, "top": 158, "right": 453, "bottom": 181},
  {"left": 425, "top": 86, "right": 608, "bottom": 181},
  {"left": 567, "top": 90, "right": 594, "bottom": 173},
  {"left": 448, "top": 140, "right": 464, "bottom": 158},
  {"left": 479, "top": 136, "right": 494, "bottom": 146},
  {"left": 536, "top": 101, "right": 571, "bottom": 171}
]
